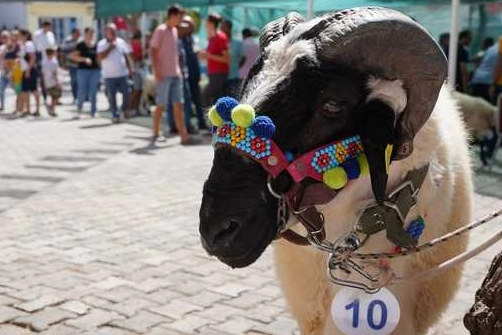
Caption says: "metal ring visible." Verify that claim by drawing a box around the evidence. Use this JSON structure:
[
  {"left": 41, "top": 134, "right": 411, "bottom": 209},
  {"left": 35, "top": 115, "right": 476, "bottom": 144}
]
[{"left": 267, "top": 176, "right": 283, "bottom": 199}]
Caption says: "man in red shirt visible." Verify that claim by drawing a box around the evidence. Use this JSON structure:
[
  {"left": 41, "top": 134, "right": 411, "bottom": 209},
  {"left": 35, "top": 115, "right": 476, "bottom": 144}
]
[{"left": 199, "top": 13, "right": 229, "bottom": 107}]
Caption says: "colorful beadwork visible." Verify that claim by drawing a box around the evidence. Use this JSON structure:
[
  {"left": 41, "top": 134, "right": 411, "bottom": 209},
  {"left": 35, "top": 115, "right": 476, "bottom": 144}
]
[
  {"left": 208, "top": 96, "right": 367, "bottom": 189},
  {"left": 311, "top": 136, "right": 364, "bottom": 174},
  {"left": 214, "top": 121, "right": 273, "bottom": 160},
  {"left": 393, "top": 216, "right": 426, "bottom": 253}
]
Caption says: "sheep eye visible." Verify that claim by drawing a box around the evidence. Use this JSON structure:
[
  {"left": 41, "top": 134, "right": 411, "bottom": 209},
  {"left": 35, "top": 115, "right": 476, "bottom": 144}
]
[{"left": 322, "top": 100, "right": 345, "bottom": 117}]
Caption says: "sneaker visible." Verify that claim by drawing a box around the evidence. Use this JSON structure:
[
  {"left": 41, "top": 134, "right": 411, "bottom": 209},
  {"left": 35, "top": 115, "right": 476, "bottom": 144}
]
[
  {"left": 181, "top": 136, "right": 203, "bottom": 146},
  {"left": 91, "top": 112, "right": 99, "bottom": 118},
  {"left": 32, "top": 111, "right": 40, "bottom": 117},
  {"left": 49, "top": 111, "right": 58, "bottom": 117},
  {"left": 112, "top": 117, "right": 120, "bottom": 124},
  {"left": 151, "top": 134, "right": 167, "bottom": 142}
]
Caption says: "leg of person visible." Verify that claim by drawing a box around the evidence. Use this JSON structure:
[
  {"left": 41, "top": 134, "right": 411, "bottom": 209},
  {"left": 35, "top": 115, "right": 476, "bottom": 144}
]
[
  {"left": 202, "top": 75, "right": 217, "bottom": 108},
  {"left": 182, "top": 79, "right": 195, "bottom": 133},
  {"left": 38, "top": 64, "right": 47, "bottom": 103},
  {"left": 118, "top": 75, "right": 130, "bottom": 118},
  {"left": 214, "top": 73, "right": 228, "bottom": 99},
  {"left": 106, "top": 78, "right": 119, "bottom": 120},
  {"left": 153, "top": 77, "right": 168, "bottom": 137},
  {"left": 0, "top": 75, "right": 10, "bottom": 110},
  {"left": 70, "top": 67, "right": 78, "bottom": 102},
  {"left": 166, "top": 98, "right": 176, "bottom": 132},
  {"left": 170, "top": 76, "right": 189, "bottom": 143},
  {"left": 189, "top": 78, "right": 206, "bottom": 129},
  {"left": 32, "top": 68, "right": 40, "bottom": 115},
  {"left": 76, "top": 69, "right": 87, "bottom": 116},
  {"left": 88, "top": 69, "right": 101, "bottom": 117}
]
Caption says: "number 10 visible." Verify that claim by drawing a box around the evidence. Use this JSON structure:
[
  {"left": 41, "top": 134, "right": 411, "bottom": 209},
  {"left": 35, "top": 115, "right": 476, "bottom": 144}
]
[{"left": 345, "top": 299, "right": 388, "bottom": 330}]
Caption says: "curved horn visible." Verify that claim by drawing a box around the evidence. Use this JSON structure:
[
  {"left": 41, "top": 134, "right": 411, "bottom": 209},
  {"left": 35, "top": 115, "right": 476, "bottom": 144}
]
[
  {"left": 309, "top": 7, "right": 447, "bottom": 160},
  {"left": 260, "top": 12, "right": 305, "bottom": 54}
]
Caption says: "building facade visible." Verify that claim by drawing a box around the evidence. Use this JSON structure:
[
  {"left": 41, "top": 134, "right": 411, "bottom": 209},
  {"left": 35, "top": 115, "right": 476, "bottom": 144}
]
[{"left": 0, "top": 0, "right": 94, "bottom": 42}]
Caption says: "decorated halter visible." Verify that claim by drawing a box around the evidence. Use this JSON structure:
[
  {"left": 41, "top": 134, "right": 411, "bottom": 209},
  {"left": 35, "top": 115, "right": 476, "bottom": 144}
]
[{"left": 208, "top": 97, "right": 369, "bottom": 190}]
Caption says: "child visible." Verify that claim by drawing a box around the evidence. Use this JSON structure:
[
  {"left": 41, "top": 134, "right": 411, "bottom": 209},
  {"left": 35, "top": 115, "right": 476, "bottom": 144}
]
[
  {"left": 11, "top": 60, "right": 23, "bottom": 112},
  {"left": 41, "top": 47, "right": 61, "bottom": 116}
]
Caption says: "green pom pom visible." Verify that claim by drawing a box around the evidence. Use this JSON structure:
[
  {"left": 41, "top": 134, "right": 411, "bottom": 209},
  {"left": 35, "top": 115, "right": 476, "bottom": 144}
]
[
  {"left": 323, "top": 167, "right": 348, "bottom": 190},
  {"left": 231, "top": 104, "right": 255, "bottom": 127},
  {"left": 208, "top": 106, "right": 224, "bottom": 127},
  {"left": 357, "top": 154, "right": 369, "bottom": 177}
]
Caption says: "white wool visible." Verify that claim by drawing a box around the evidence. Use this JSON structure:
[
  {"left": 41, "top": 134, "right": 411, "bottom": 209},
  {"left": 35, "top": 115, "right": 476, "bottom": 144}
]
[
  {"left": 367, "top": 77, "right": 408, "bottom": 113},
  {"left": 242, "top": 19, "right": 323, "bottom": 107}
]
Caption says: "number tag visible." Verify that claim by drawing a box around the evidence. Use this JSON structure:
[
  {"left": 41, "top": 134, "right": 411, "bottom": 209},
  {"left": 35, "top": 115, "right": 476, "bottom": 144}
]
[{"left": 331, "top": 287, "right": 400, "bottom": 335}]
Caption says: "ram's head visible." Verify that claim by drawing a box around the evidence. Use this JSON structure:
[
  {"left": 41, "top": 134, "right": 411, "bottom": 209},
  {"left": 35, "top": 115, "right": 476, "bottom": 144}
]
[{"left": 199, "top": 7, "right": 447, "bottom": 268}]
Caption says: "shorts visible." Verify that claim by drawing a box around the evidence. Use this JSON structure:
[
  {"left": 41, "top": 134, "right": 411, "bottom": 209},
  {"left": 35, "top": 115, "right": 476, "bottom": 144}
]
[
  {"left": 47, "top": 86, "right": 62, "bottom": 99},
  {"left": 13, "top": 84, "right": 22, "bottom": 94},
  {"left": 133, "top": 70, "right": 143, "bottom": 91},
  {"left": 156, "top": 76, "right": 183, "bottom": 106},
  {"left": 21, "top": 69, "right": 38, "bottom": 92}
]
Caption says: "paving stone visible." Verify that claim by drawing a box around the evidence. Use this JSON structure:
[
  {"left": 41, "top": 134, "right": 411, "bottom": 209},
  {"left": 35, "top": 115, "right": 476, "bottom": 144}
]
[
  {"left": 65, "top": 309, "right": 123, "bottom": 329},
  {"left": 39, "top": 324, "right": 80, "bottom": 335},
  {"left": 252, "top": 317, "right": 298, "bottom": 335},
  {"left": 109, "top": 310, "right": 168, "bottom": 333},
  {"left": 59, "top": 300, "right": 91, "bottom": 315},
  {"left": 14, "top": 307, "right": 77, "bottom": 331},
  {"left": 209, "top": 282, "right": 253, "bottom": 297},
  {"left": 91, "top": 277, "right": 134, "bottom": 290},
  {"left": 0, "top": 325, "right": 35, "bottom": 335},
  {"left": 15, "top": 295, "right": 65, "bottom": 312},
  {"left": 181, "top": 291, "right": 227, "bottom": 308},
  {"left": 163, "top": 315, "right": 214, "bottom": 334},
  {"left": 0, "top": 305, "right": 27, "bottom": 323},
  {"left": 211, "top": 316, "right": 259, "bottom": 335},
  {"left": 149, "top": 299, "right": 204, "bottom": 319},
  {"left": 108, "top": 297, "right": 159, "bottom": 317},
  {"left": 78, "top": 326, "right": 136, "bottom": 335}
]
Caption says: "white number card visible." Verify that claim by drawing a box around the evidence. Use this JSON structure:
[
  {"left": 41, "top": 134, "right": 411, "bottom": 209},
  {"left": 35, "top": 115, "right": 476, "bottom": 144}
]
[{"left": 331, "top": 287, "right": 400, "bottom": 335}]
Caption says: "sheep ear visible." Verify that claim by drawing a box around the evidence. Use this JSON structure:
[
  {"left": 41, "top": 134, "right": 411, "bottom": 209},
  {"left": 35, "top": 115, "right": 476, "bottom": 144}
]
[
  {"left": 356, "top": 99, "right": 396, "bottom": 203},
  {"left": 259, "top": 12, "right": 305, "bottom": 54}
]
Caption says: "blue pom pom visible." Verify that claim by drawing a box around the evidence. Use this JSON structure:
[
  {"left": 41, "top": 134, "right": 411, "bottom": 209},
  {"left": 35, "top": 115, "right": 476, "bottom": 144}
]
[
  {"left": 342, "top": 158, "right": 360, "bottom": 180},
  {"left": 251, "top": 116, "right": 275, "bottom": 139},
  {"left": 285, "top": 151, "right": 294, "bottom": 162},
  {"left": 215, "top": 97, "right": 239, "bottom": 121}
]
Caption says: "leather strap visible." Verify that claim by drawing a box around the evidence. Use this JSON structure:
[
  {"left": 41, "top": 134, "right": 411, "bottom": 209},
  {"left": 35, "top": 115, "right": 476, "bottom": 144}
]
[
  {"left": 281, "top": 164, "right": 429, "bottom": 248},
  {"left": 358, "top": 164, "right": 429, "bottom": 248}
]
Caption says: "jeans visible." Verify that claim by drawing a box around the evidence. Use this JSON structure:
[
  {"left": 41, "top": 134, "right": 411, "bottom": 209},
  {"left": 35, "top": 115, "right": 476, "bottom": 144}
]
[
  {"left": 167, "top": 78, "right": 192, "bottom": 130},
  {"left": 0, "top": 74, "right": 9, "bottom": 109},
  {"left": 69, "top": 67, "right": 78, "bottom": 101},
  {"left": 188, "top": 78, "right": 205, "bottom": 128},
  {"left": 76, "top": 69, "right": 100, "bottom": 115},
  {"left": 105, "top": 76, "right": 129, "bottom": 118},
  {"left": 203, "top": 73, "right": 228, "bottom": 107}
]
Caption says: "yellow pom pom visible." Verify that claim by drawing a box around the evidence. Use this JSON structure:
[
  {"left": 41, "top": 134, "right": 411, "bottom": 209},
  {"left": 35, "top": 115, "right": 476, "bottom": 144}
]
[
  {"left": 207, "top": 106, "right": 224, "bottom": 127},
  {"left": 231, "top": 104, "right": 255, "bottom": 127},
  {"left": 357, "top": 154, "right": 369, "bottom": 177},
  {"left": 323, "top": 167, "right": 348, "bottom": 190}
]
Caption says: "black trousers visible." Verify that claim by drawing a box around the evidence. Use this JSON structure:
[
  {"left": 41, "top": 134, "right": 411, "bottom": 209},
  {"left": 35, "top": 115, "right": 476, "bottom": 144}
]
[{"left": 203, "top": 73, "right": 228, "bottom": 108}]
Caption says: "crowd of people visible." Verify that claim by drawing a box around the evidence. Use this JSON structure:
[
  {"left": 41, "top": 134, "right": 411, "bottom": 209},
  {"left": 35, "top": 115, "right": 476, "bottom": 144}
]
[
  {"left": 439, "top": 29, "right": 502, "bottom": 105},
  {"left": 2, "top": 5, "right": 500, "bottom": 145},
  {"left": 0, "top": 3, "right": 260, "bottom": 145}
]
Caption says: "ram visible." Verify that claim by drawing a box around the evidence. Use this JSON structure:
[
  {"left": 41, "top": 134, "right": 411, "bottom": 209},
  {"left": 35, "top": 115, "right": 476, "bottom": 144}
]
[{"left": 200, "top": 7, "right": 472, "bottom": 335}]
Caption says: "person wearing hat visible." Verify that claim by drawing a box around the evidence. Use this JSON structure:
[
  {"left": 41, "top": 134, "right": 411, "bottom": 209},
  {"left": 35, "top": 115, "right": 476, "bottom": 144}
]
[{"left": 41, "top": 46, "right": 60, "bottom": 116}]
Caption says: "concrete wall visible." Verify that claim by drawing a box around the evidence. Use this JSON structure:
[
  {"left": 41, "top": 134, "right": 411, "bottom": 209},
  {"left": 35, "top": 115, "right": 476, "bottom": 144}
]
[
  {"left": 26, "top": 1, "right": 95, "bottom": 33},
  {"left": 0, "top": 2, "right": 27, "bottom": 29}
]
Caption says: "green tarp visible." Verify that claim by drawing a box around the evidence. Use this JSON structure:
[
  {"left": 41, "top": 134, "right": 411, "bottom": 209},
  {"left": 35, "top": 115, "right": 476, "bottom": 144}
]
[{"left": 95, "top": 0, "right": 502, "bottom": 18}]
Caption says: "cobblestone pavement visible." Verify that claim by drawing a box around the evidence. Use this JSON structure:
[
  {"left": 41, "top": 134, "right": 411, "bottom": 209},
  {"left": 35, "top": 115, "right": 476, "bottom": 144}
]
[{"left": 0, "top": 87, "right": 501, "bottom": 335}]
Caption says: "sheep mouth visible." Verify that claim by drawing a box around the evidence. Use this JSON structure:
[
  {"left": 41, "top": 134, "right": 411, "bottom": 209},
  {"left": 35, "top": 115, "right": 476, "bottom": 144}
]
[{"left": 214, "top": 221, "right": 277, "bottom": 268}]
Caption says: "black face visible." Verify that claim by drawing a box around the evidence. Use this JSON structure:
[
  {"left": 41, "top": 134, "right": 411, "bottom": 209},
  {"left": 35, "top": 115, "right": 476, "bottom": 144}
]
[{"left": 199, "top": 57, "right": 367, "bottom": 268}]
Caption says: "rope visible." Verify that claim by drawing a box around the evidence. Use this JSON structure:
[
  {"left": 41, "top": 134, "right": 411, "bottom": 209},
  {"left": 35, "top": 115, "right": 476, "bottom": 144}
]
[{"left": 351, "top": 208, "right": 502, "bottom": 260}]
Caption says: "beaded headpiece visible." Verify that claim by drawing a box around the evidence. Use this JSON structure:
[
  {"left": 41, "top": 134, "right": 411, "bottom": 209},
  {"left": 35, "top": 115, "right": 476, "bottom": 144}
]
[{"left": 208, "top": 97, "right": 370, "bottom": 190}]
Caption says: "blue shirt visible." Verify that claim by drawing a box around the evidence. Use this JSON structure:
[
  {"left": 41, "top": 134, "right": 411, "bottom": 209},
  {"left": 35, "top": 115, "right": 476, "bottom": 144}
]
[
  {"left": 181, "top": 35, "right": 200, "bottom": 82},
  {"left": 228, "top": 39, "right": 244, "bottom": 80},
  {"left": 472, "top": 43, "right": 499, "bottom": 85}
]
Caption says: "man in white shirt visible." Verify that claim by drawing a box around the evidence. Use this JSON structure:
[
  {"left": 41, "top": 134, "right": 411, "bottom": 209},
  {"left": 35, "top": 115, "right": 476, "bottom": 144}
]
[
  {"left": 33, "top": 21, "right": 56, "bottom": 102},
  {"left": 239, "top": 28, "right": 259, "bottom": 80},
  {"left": 97, "top": 23, "right": 134, "bottom": 123}
]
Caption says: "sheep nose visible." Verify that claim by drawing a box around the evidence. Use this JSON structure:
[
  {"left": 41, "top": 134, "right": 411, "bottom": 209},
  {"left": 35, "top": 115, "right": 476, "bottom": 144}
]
[{"left": 211, "top": 219, "right": 242, "bottom": 249}]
